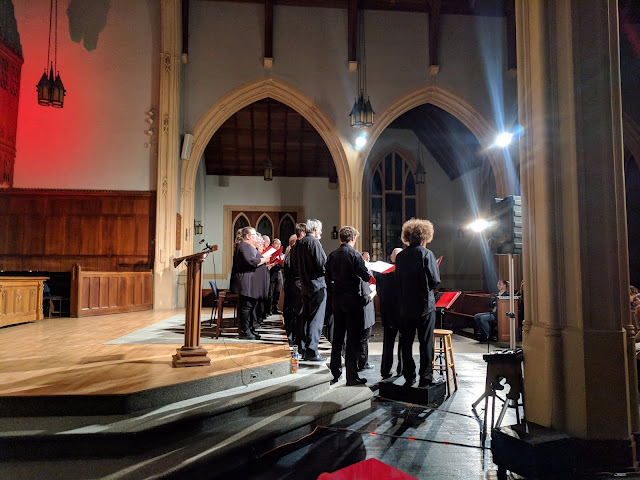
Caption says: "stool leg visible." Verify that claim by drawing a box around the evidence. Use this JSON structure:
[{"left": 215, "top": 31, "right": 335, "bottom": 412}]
[
  {"left": 443, "top": 338, "right": 451, "bottom": 396},
  {"left": 446, "top": 334, "right": 458, "bottom": 392}
]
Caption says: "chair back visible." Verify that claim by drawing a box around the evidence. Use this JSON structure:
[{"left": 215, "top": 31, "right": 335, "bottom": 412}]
[
  {"left": 208, "top": 281, "right": 219, "bottom": 300},
  {"left": 43, "top": 281, "right": 51, "bottom": 296}
]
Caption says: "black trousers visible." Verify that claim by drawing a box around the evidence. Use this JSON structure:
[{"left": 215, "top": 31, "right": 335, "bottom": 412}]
[
  {"left": 300, "top": 288, "right": 326, "bottom": 358},
  {"left": 269, "top": 270, "right": 283, "bottom": 313},
  {"left": 239, "top": 295, "right": 258, "bottom": 337},
  {"left": 399, "top": 310, "right": 436, "bottom": 382},
  {"left": 283, "top": 280, "right": 303, "bottom": 344},
  {"left": 357, "top": 326, "right": 372, "bottom": 370},
  {"left": 381, "top": 324, "right": 403, "bottom": 376},
  {"left": 330, "top": 295, "right": 364, "bottom": 383}
]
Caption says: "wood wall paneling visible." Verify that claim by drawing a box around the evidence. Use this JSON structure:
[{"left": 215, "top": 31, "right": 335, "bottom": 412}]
[
  {"left": 71, "top": 265, "right": 152, "bottom": 317},
  {"left": 0, "top": 190, "right": 155, "bottom": 273}
]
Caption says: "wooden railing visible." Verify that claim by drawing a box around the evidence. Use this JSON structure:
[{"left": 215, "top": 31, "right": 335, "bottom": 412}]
[{"left": 70, "top": 265, "right": 152, "bottom": 317}]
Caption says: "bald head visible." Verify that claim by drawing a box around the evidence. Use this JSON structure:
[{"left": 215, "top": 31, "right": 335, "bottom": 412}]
[{"left": 390, "top": 248, "right": 403, "bottom": 263}]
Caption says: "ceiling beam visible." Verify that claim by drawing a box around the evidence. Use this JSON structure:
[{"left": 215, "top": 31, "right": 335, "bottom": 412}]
[
  {"left": 182, "top": 0, "right": 189, "bottom": 62},
  {"left": 504, "top": 0, "right": 516, "bottom": 72},
  {"left": 427, "top": 0, "right": 441, "bottom": 75},
  {"left": 348, "top": 0, "right": 358, "bottom": 71},
  {"left": 264, "top": 0, "right": 274, "bottom": 68}
]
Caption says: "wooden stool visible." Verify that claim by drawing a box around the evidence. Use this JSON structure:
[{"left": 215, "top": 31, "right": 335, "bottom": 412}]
[{"left": 433, "top": 328, "right": 458, "bottom": 396}]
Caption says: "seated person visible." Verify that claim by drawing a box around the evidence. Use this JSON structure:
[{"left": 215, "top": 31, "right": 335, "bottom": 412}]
[{"left": 474, "top": 279, "right": 509, "bottom": 341}]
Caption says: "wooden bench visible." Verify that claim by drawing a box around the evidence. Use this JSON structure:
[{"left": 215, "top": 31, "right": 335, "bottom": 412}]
[{"left": 442, "top": 292, "right": 492, "bottom": 332}]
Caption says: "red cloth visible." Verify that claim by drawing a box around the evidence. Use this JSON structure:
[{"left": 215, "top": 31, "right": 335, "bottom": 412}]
[{"left": 317, "top": 458, "right": 418, "bottom": 480}]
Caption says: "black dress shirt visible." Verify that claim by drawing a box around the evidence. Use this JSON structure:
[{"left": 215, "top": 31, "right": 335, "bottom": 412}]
[
  {"left": 295, "top": 235, "right": 327, "bottom": 293},
  {"left": 395, "top": 242, "right": 441, "bottom": 317},
  {"left": 326, "top": 244, "right": 370, "bottom": 297}
]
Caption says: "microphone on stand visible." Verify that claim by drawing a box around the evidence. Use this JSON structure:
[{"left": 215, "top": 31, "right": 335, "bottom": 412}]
[{"left": 199, "top": 239, "right": 213, "bottom": 250}]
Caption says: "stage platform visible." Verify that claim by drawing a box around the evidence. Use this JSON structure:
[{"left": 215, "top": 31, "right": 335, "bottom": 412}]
[{"left": 0, "top": 309, "right": 291, "bottom": 414}]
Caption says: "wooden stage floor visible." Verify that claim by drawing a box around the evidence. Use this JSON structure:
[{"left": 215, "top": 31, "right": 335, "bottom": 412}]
[{"left": 0, "top": 309, "right": 291, "bottom": 397}]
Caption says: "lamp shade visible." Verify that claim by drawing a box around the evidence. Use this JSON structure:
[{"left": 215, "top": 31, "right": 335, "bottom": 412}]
[
  {"left": 415, "top": 160, "right": 426, "bottom": 184},
  {"left": 350, "top": 93, "right": 374, "bottom": 128},
  {"left": 264, "top": 158, "right": 273, "bottom": 181},
  {"left": 50, "top": 73, "right": 65, "bottom": 108},
  {"left": 194, "top": 220, "right": 203, "bottom": 235},
  {"left": 36, "top": 71, "right": 52, "bottom": 106}
]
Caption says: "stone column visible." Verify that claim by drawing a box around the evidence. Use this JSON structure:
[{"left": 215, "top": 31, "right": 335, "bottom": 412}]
[
  {"left": 517, "top": 0, "right": 638, "bottom": 471},
  {"left": 154, "top": 0, "right": 181, "bottom": 309}
]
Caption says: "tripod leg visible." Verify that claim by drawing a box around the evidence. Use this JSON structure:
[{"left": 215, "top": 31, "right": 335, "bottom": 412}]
[
  {"left": 472, "top": 391, "right": 487, "bottom": 410},
  {"left": 495, "top": 398, "right": 510, "bottom": 428}
]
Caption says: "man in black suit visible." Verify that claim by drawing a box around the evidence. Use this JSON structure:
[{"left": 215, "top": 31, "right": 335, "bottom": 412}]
[
  {"left": 396, "top": 218, "right": 441, "bottom": 387},
  {"left": 326, "top": 226, "right": 371, "bottom": 385},
  {"left": 283, "top": 224, "right": 305, "bottom": 346},
  {"left": 376, "top": 247, "right": 403, "bottom": 379},
  {"left": 294, "top": 219, "right": 327, "bottom": 361}
]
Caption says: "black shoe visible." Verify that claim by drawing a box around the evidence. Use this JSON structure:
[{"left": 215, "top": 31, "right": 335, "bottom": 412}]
[
  {"left": 346, "top": 378, "right": 367, "bottom": 386},
  {"left": 419, "top": 378, "right": 444, "bottom": 387},
  {"left": 330, "top": 375, "right": 342, "bottom": 385},
  {"left": 357, "top": 363, "right": 375, "bottom": 371},
  {"left": 404, "top": 377, "right": 416, "bottom": 387},
  {"left": 239, "top": 334, "right": 258, "bottom": 340},
  {"left": 381, "top": 372, "right": 393, "bottom": 380},
  {"left": 304, "top": 355, "right": 327, "bottom": 362},
  {"left": 251, "top": 333, "right": 261, "bottom": 340}
]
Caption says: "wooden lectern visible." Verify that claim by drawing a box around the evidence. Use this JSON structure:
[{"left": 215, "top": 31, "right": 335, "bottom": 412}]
[
  {"left": 172, "top": 247, "right": 217, "bottom": 367},
  {"left": 496, "top": 296, "right": 521, "bottom": 343}
]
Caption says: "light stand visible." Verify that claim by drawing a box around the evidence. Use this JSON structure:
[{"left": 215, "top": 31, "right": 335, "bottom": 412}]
[{"left": 508, "top": 253, "right": 516, "bottom": 350}]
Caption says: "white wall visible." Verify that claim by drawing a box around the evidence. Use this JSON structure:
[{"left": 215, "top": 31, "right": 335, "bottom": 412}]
[
  {"left": 184, "top": 3, "right": 515, "bottom": 141},
  {"left": 196, "top": 173, "right": 340, "bottom": 288}
]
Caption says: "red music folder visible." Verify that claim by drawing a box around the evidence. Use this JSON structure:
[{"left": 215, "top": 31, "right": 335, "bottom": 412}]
[{"left": 435, "top": 291, "right": 461, "bottom": 309}]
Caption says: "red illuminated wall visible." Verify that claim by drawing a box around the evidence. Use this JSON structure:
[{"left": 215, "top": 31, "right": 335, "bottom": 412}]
[
  {"left": 0, "top": 39, "right": 22, "bottom": 188},
  {"left": 12, "top": 0, "right": 160, "bottom": 190}
]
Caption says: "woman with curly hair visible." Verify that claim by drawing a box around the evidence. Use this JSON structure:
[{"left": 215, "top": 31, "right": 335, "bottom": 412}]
[{"left": 395, "top": 218, "right": 442, "bottom": 388}]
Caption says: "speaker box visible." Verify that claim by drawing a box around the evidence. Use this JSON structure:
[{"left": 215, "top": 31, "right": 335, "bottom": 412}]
[{"left": 181, "top": 133, "right": 193, "bottom": 160}]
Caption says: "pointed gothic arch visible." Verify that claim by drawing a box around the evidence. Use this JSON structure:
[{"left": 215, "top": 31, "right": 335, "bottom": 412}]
[
  {"left": 179, "top": 77, "right": 350, "bottom": 258},
  {"left": 255, "top": 213, "right": 275, "bottom": 239},
  {"left": 355, "top": 84, "right": 512, "bottom": 197}
]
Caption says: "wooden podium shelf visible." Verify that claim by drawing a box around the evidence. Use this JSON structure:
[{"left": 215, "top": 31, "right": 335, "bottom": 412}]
[
  {"left": 0, "top": 276, "right": 48, "bottom": 327},
  {"left": 70, "top": 265, "right": 152, "bottom": 318}
]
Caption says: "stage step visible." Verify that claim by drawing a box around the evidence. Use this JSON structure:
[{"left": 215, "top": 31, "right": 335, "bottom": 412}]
[{"left": 0, "top": 365, "right": 373, "bottom": 480}]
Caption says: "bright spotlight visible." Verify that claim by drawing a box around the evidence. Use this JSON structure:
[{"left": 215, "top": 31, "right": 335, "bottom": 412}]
[
  {"left": 467, "top": 219, "right": 490, "bottom": 232},
  {"left": 495, "top": 132, "right": 513, "bottom": 148},
  {"left": 355, "top": 134, "right": 367, "bottom": 150}
]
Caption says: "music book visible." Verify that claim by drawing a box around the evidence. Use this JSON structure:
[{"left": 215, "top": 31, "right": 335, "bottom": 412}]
[
  {"left": 262, "top": 246, "right": 279, "bottom": 257},
  {"left": 435, "top": 291, "right": 461, "bottom": 309},
  {"left": 365, "top": 260, "right": 395, "bottom": 274}
]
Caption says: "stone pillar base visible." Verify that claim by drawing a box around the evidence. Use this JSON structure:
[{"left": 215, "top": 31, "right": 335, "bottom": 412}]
[{"left": 575, "top": 437, "right": 637, "bottom": 474}]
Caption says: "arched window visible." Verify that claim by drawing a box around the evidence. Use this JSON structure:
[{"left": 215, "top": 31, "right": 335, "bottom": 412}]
[
  {"left": 370, "top": 152, "right": 417, "bottom": 261},
  {"left": 256, "top": 214, "right": 273, "bottom": 239},
  {"left": 233, "top": 214, "right": 250, "bottom": 244},
  {"left": 279, "top": 214, "right": 295, "bottom": 244}
]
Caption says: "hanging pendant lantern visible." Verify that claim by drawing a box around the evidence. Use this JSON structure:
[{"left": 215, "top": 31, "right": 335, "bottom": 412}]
[
  {"left": 349, "top": 9, "right": 374, "bottom": 129},
  {"left": 264, "top": 157, "right": 273, "bottom": 181},
  {"left": 36, "top": 0, "right": 65, "bottom": 108},
  {"left": 36, "top": 69, "right": 52, "bottom": 106}
]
